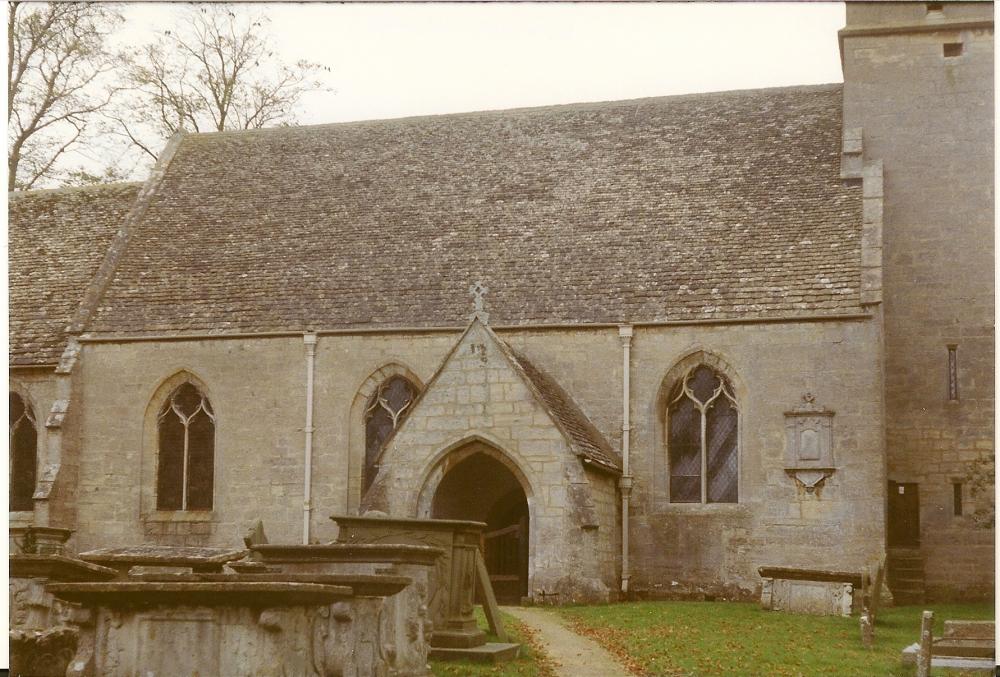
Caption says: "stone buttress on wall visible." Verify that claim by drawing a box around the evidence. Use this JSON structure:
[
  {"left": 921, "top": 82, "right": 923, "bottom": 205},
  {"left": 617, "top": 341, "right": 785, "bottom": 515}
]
[{"left": 842, "top": 1, "right": 995, "bottom": 600}]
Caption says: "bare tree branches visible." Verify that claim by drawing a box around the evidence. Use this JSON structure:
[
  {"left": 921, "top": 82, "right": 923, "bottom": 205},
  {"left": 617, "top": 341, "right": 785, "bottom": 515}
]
[
  {"left": 7, "top": 2, "right": 122, "bottom": 191},
  {"left": 8, "top": 4, "right": 331, "bottom": 188},
  {"left": 115, "top": 6, "right": 330, "bottom": 159}
]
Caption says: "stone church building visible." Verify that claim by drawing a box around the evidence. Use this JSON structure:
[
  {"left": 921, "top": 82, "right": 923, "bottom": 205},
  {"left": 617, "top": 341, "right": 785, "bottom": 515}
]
[{"left": 9, "top": 4, "right": 994, "bottom": 603}]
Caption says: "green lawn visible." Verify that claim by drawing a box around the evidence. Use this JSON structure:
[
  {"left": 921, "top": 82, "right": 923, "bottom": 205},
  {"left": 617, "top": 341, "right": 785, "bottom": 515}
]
[
  {"left": 429, "top": 608, "right": 556, "bottom": 677},
  {"left": 555, "top": 601, "right": 994, "bottom": 677}
]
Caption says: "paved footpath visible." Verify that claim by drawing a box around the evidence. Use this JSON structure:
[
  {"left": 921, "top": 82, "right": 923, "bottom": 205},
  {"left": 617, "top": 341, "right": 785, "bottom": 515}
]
[{"left": 503, "top": 606, "right": 635, "bottom": 677}]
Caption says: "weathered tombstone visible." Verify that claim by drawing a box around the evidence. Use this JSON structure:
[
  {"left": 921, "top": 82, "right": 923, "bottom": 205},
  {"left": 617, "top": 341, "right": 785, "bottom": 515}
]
[
  {"left": 859, "top": 554, "right": 885, "bottom": 647},
  {"left": 78, "top": 545, "right": 247, "bottom": 577},
  {"left": 249, "top": 541, "right": 444, "bottom": 675},
  {"left": 758, "top": 566, "right": 861, "bottom": 616},
  {"left": 901, "top": 618, "right": 995, "bottom": 670},
  {"left": 332, "top": 514, "right": 520, "bottom": 663},
  {"left": 917, "top": 610, "right": 934, "bottom": 677},
  {"left": 48, "top": 577, "right": 359, "bottom": 677},
  {"left": 10, "top": 526, "right": 73, "bottom": 556},
  {"left": 9, "top": 549, "right": 117, "bottom": 677},
  {"left": 244, "top": 518, "right": 268, "bottom": 548}
]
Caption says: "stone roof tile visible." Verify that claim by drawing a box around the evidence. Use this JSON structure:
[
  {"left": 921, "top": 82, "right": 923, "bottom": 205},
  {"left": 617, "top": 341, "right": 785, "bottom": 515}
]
[
  {"left": 505, "top": 347, "right": 620, "bottom": 472},
  {"left": 9, "top": 183, "right": 142, "bottom": 365},
  {"left": 84, "top": 84, "right": 859, "bottom": 335}
]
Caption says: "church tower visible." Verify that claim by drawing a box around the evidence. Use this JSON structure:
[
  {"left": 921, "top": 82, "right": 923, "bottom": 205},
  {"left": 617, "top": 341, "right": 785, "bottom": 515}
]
[{"left": 840, "top": 2, "right": 994, "bottom": 601}]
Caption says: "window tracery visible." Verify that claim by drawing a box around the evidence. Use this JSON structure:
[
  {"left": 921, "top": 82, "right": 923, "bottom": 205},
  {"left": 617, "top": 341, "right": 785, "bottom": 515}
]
[
  {"left": 9, "top": 392, "right": 37, "bottom": 511},
  {"left": 363, "top": 376, "right": 417, "bottom": 493},
  {"left": 668, "top": 365, "right": 739, "bottom": 503},
  {"left": 157, "top": 382, "right": 215, "bottom": 511}
]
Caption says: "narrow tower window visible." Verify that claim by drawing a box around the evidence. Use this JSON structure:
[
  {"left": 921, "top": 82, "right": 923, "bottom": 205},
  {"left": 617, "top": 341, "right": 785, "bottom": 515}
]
[
  {"left": 947, "top": 344, "right": 959, "bottom": 400},
  {"left": 9, "top": 392, "right": 37, "bottom": 511},
  {"left": 953, "top": 482, "right": 963, "bottom": 516}
]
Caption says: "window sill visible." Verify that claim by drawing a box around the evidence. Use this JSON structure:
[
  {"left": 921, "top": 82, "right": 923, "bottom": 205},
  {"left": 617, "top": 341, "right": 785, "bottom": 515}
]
[
  {"left": 9, "top": 510, "right": 35, "bottom": 523},
  {"left": 655, "top": 502, "right": 749, "bottom": 515},
  {"left": 143, "top": 511, "right": 216, "bottom": 523}
]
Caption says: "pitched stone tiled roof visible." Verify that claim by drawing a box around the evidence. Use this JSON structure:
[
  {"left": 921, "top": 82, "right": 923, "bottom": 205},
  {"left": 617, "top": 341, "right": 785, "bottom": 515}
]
[
  {"left": 9, "top": 184, "right": 141, "bottom": 366},
  {"left": 504, "top": 347, "right": 620, "bottom": 473},
  {"left": 83, "top": 83, "right": 862, "bottom": 337}
]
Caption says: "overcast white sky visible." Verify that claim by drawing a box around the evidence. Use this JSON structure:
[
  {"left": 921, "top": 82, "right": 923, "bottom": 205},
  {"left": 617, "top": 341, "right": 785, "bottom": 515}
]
[{"left": 118, "top": 2, "right": 847, "bottom": 126}]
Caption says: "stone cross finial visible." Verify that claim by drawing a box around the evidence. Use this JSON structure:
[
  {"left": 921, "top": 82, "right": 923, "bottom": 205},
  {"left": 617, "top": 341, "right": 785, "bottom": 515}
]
[{"left": 469, "top": 281, "right": 489, "bottom": 324}]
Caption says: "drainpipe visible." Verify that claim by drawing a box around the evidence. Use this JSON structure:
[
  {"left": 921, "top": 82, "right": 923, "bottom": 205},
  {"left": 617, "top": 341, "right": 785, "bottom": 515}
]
[
  {"left": 302, "top": 332, "right": 318, "bottom": 545},
  {"left": 618, "top": 325, "right": 634, "bottom": 595}
]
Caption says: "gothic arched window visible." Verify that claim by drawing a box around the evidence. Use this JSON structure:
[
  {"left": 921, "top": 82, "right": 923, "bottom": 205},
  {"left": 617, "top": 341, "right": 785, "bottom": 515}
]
[
  {"left": 9, "top": 392, "right": 37, "bottom": 511},
  {"left": 363, "top": 376, "right": 417, "bottom": 493},
  {"left": 157, "top": 383, "right": 215, "bottom": 511},
  {"left": 668, "top": 365, "right": 739, "bottom": 503}
]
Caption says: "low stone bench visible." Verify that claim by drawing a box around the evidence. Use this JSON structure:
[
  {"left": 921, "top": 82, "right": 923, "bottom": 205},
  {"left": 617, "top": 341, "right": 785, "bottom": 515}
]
[
  {"left": 902, "top": 614, "right": 996, "bottom": 674},
  {"left": 759, "top": 566, "right": 864, "bottom": 616}
]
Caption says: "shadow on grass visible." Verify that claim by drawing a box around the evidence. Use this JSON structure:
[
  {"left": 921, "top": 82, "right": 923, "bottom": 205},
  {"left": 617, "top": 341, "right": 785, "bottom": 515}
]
[{"left": 429, "top": 608, "right": 557, "bottom": 677}]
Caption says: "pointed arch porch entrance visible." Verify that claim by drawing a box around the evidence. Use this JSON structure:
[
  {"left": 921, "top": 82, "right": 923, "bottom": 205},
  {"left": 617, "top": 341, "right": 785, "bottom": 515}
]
[{"left": 422, "top": 441, "right": 531, "bottom": 604}]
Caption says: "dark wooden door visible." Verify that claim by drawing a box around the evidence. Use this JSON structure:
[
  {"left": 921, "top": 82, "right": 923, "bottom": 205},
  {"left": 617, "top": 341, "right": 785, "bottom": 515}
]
[
  {"left": 482, "top": 514, "right": 528, "bottom": 604},
  {"left": 888, "top": 481, "right": 920, "bottom": 546}
]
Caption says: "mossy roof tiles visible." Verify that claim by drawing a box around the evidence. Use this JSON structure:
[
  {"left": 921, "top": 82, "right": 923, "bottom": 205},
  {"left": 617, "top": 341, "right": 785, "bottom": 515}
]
[
  {"left": 9, "top": 183, "right": 141, "bottom": 365},
  {"left": 14, "top": 84, "right": 863, "bottom": 343}
]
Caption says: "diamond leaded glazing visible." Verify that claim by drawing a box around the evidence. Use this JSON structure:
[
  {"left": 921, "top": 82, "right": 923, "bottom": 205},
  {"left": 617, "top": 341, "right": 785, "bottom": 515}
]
[{"left": 668, "top": 366, "right": 738, "bottom": 503}]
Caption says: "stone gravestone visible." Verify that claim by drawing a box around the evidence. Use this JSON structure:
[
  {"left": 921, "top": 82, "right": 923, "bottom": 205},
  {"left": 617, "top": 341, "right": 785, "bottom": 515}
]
[{"left": 332, "top": 514, "right": 520, "bottom": 663}]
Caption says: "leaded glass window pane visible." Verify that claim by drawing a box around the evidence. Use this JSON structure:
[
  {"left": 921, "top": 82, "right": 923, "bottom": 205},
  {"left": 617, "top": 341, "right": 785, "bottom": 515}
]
[
  {"left": 689, "top": 365, "right": 720, "bottom": 404},
  {"left": 9, "top": 393, "right": 37, "bottom": 511},
  {"left": 667, "top": 365, "right": 738, "bottom": 503},
  {"left": 187, "top": 409, "right": 215, "bottom": 510},
  {"left": 157, "top": 410, "right": 185, "bottom": 510},
  {"left": 363, "top": 376, "right": 417, "bottom": 493},
  {"left": 156, "top": 383, "right": 215, "bottom": 511},
  {"left": 706, "top": 396, "right": 739, "bottom": 503},
  {"left": 668, "top": 396, "right": 701, "bottom": 503}
]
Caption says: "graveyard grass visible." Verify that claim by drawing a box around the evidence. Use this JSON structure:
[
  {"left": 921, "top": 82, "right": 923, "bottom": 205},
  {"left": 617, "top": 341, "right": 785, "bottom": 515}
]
[
  {"left": 430, "top": 608, "right": 556, "bottom": 677},
  {"left": 555, "top": 601, "right": 994, "bottom": 677}
]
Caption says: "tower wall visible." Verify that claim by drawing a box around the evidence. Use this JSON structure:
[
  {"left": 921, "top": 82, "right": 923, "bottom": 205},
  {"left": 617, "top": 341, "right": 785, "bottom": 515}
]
[{"left": 841, "top": 2, "right": 994, "bottom": 599}]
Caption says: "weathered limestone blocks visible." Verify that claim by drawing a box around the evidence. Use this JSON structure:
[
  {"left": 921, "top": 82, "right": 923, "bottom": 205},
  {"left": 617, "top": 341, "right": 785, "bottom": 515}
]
[
  {"left": 758, "top": 566, "right": 864, "bottom": 616},
  {"left": 78, "top": 544, "right": 248, "bottom": 576},
  {"left": 9, "top": 525, "right": 74, "bottom": 556},
  {"left": 14, "top": 536, "right": 438, "bottom": 677},
  {"left": 9, "top": 552, "right": 117, "bottom": 677},
  {"left": 331, "top": 515, "right": 486, "bottom": 649},
  {"left": 48, "top": 578, "right": 359, "bottom": 676},
  {"left": 250, "top": 540, "right": 445, "bottom": 676}
]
